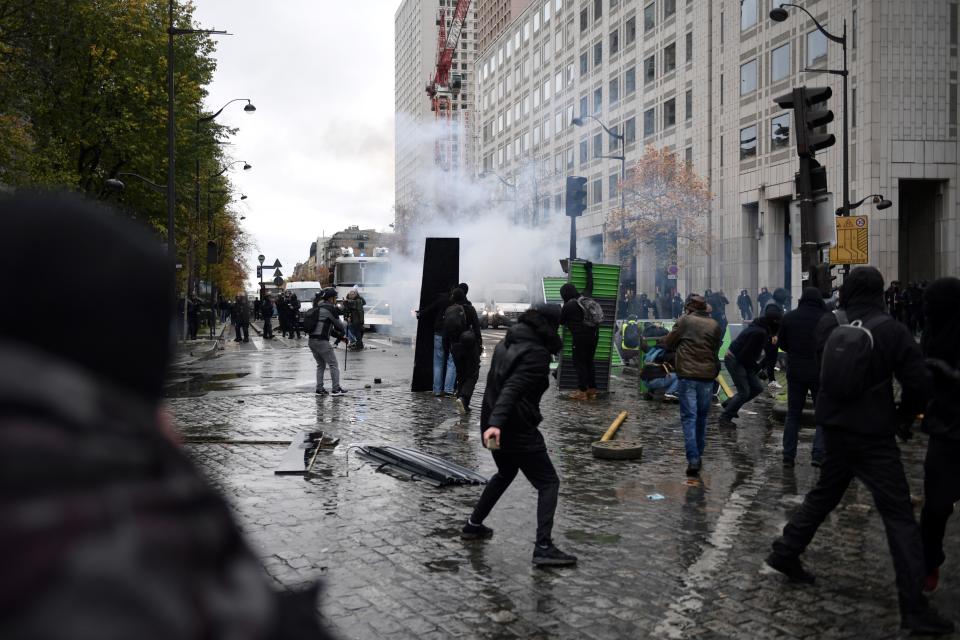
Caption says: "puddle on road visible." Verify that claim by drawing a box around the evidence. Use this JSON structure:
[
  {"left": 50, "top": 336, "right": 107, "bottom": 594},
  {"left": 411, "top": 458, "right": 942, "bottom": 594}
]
[
  {"left": 423, "top": 558, "right": 462, "bottom": 573},
  {"left": 563, "top": 529, "right": 622, "bottom": 545},
  {"left": 164, "top": 371, "right": 250, "bottom": 398}
]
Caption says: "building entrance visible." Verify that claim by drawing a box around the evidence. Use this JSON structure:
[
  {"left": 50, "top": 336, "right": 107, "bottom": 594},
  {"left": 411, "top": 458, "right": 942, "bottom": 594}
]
[{"left": 898, "top": 179, "right": 942, "bottom": 283}]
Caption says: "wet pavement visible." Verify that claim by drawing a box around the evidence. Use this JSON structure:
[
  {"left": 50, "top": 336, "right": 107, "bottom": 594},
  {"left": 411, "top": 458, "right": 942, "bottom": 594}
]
[{"left": 166, "top": 328, "right": 960, "bottom": 639}]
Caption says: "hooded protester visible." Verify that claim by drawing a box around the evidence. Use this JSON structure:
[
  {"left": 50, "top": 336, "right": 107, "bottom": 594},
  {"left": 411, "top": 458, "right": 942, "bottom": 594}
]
[
  {"left": 461, "top": 305, "right": 578, "bottom": 567},
  {"left": 308, "top": 288, "right": 347, "bottom": 396},
  {"left": 261, "top": 295, "right": 275, "bottom": 339},
  {"left": 559, "top": 262, "right": 598, "bottom": 400},
  {"left": 452, "top": 283, "right": 483, "bottom": 414},
  {"left": 918, "top": 277, "right": 960, "bottom": 595},
  {"left": 663, "top": 294, "right": 722, "bottom": 477},
  {"left": 767, "top": 267, "right": 953, "bottom": 636},
  {"left": 233, "top": 294, "right": 250, "bottom": 343},
  {"left": 0, "top": 193, "right": 329, "bottom": 639},
  {"left": 778, "top": 287, "right": 828, "bottom": 466},
  {"left": 737, "top": 289, "right": 754, "bottom": 321},
  {"left": 758, "top": 287, "right": 773, "bottom": 311},
  {"left": 719, "top": 304, "right": 783, "bottom": 428}
]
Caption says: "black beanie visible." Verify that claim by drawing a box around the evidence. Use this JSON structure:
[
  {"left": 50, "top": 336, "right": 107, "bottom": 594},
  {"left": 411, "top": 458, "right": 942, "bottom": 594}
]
[
  {"left": 450, "top": 287, "right": 466, "bottom": 304},
  {"left": 0, "top": 192, "right": 174, "bottom": 402},
  {"left": 457, "top": 282, "right": 469, "bottom": 295}
]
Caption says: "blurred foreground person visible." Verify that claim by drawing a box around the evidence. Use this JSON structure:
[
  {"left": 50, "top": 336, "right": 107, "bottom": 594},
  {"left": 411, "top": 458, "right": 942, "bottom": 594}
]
[
  {"left": 0, "top": 193, "right": 330, "bottom": 639},
  {"left": 461, "top": 306, "right": 577, "bottom": 567},
  {"left": 767, "top": 267, "right": 953, "bottom": 636},
  {"left": 919, "top": 277, "right": 960, "bottom": 595}
]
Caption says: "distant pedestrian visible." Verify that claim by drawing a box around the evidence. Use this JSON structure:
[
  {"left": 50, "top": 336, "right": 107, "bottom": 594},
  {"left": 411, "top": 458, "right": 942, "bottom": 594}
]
[
  {"left": 637, "top": 293, "right": 651, "bottom": 319},
  {"left": 663, "top": 295, "right": 722, "bottom": 477},
  {"left": 671, "top": 291, "right": 684, "bottom": 319},
  {"left": 706, "top": 289, "right": 729, "bottom": 337},
  {"left": 343, "top": 287, "right": 366, "bottom": 349},
  {"left": 737, "top": 289, "right": 754, "bottom": 321},
  {"left": 261, "top": 295, "right": 274, "bottom": 339},
  {"left": 288, "top": 294, "right": 302, "bottom": 339},
  {"left": 777, "top": 287, "right": 827, "bottom": 467},
  {"left": 253, "top": 297, "right": 262, "bottom": 321},
  {"left": 233, "top": 295, "right": 249, "bottom": 343},
  {"left": 758, "top": 287, "right": 772, "bottom": 313},
  {"left": 719, "top": 304, "right": 782, "bottom": 428},
  {"left": 461, "top": 305, "right": 578, "bottom": 567},
  {"left": 767, "top": 267, "right": 954, "bottom": 636},
  {"left": 186, "top": 296, "right": 200, "bottom": 340},
  {"left": 276, "top": 294, "right": 289, "bottom": 338},
  {"left": 560, "top": 261, "right": 599, "bottom": 401},
  {"left": 918, "top": 277, "right": 960, "bottom": 595},
  {"left": 772, "top": 286, "right": 789, "bottom": 312},
  {"left": 306, "top": 289, "right": 347, "bottom": 396},
  {"left": 452, "top": 283, "right": 483, "bottom": 414}
]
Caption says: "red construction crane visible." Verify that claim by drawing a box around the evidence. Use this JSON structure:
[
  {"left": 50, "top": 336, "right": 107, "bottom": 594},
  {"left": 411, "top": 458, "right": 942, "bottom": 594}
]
[{"left": 425, "top": 0, "right": 472, "bottom": 171}]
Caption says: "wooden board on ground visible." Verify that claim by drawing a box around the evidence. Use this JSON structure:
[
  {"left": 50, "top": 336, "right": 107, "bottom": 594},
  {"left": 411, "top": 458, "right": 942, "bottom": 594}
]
[{"left": 275, "top": 431, "right": 315, "bottom": 475}]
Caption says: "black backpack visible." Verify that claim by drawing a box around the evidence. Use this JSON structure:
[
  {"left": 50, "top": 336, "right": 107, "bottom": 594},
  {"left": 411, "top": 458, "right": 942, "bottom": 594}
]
[
  {"left": 442, "top": 304, "right": 467, "bottom": 341},
  {"left": 622, "top": 321, "right": 641, "bottom": 349},
  {"left": 302, "top": 307, "right": 320, "bottom": 334},
  {"left": 820, "top": 310, "right": 890, "bottom": 399}
]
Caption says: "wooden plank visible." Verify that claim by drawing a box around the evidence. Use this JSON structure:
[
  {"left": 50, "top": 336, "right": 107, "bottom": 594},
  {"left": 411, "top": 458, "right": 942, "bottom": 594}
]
[{"left": 274, "top": 431, "right": 314, "bottom": 475}]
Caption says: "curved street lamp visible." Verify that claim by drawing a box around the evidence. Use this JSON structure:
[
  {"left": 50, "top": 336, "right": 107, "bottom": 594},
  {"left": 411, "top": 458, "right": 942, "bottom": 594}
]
[
  {"left": 210, "top": 160, "right": 252, "bottom": 178},
  {"left": 105, "top": 172, "right": 166, "bottom": 193},
  {"left": 572, "top": 115, "right": 626, "bottom": 212},
  {"left": 845, "top": 194, "right": 891, "bottom": 213}
]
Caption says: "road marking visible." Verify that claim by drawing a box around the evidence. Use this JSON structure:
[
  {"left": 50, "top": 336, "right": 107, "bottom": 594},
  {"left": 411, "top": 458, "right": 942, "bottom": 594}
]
[{"left": 651, "top": 444, "right": 773, "bottom": 638}]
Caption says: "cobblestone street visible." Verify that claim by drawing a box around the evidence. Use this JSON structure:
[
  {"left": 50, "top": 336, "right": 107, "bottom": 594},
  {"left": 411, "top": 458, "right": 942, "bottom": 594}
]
[{"left": 167, "top": 329, "right": 959, "bottom": 639}]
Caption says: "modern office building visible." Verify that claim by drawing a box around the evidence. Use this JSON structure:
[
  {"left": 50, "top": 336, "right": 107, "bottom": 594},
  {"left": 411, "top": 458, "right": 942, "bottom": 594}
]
[
  {"left": 478, "top": 0, "right": 535, "bottom": 51},
  {"left": 474, "top": 0, "right": 959, "bottom": 301},
  {"left": 395, "top": 0, "right": 478, "bottom": 229}
]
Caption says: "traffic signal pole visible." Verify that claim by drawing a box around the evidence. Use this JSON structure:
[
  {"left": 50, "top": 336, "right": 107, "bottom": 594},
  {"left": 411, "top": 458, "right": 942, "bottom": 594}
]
[{"left": 565, "top": 176, "right": 588, "bottom": 263}]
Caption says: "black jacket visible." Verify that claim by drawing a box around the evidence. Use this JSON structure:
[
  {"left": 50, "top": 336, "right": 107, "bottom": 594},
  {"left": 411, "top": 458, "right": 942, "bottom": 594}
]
[
  {"left": 814, "top": 268, "right": 930, "bottom": 438},
  {"left": 737, "top": 292, "right": 752, "bottom": 312},
  {"left": 777, "top": 288, "right": 827, "bottom": 382},
  {"left": 559, "top": 268, "right": 596, "bottom": 339},
  {"left": 727, "top": 318, "right": 772, "bottom": 372},
  {"left": 480, "top": 311, "right": 561, "bottom": 453},
  {"left": 420, "top": 292, "right": 451, "bottom": 334},
  {"left": 463, "top": 299, "right": 483, "bottom": 345}
]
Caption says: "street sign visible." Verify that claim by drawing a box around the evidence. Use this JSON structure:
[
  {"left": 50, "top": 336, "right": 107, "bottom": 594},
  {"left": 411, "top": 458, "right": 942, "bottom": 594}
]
[
  {"left": 258, "top": 254, "right": 265, "bottom": 264},
  {"left": 829, "top": 215, "right": 869, "bottom": 264},
  {"left": 273, "top": 276, "right": 284, "bottom": 287},
  {"left": 271, "top": 259, "right": 282, "bottom": 269},
  {"left": 790, "top": 192, "right": 836, "bottom": 253},
  {"left": 273, "top": 268, "right": 283, "bottom": 278}
]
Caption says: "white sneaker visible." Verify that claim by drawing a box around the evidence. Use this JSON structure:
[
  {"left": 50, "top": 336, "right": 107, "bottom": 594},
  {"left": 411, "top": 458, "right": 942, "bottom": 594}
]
[
  {"left": 768, "top": 381, "right": 783, "bottom": 390},
  {"left": 455, "top": 397, "right": 466, "bottom": 415}
]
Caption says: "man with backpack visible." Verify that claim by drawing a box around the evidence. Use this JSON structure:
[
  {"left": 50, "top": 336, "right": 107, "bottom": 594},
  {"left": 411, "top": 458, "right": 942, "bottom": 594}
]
[
  {"left": 767, "top": 267, "right": 953, "bottom": 636},
  {"left": 560, "top": 262, "right": 603, "bottom": 400},
  {"left": 305, "top": 289, "right": 347, "bottom": 396},
  {"left": 718, "top": 304, "right": 782, "bottom": 428},
  {"left": 620, "top": 315, "right": 642, "bottom": 364},
  {"left": 460, "top": 305, "right": 577, "bottom": 567},
  {"left": 778, "top": 287, "right": 828, "bottom": 467},
  {"left": 663, "top": 295, "right": 722, "bottom": 477},
  {"left": 446, "top": 286, "right": 482, "bottom": 414}
]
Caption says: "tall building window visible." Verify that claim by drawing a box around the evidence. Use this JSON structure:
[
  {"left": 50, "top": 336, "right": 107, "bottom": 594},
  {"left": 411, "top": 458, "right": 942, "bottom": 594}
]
[
  {"left": 685, "top": 88, "right": 692, "bottom": 121},
  {"left": 807, "top": 29, "right": 828, "bottom": 66},
  {"left": 851, "top": 88, "right": 857, "bottom": 127},
  {"left": 580, "top": 51, "right": 588, "bottom": 76},
  {"left": 579, "top": 139, "right": 589, "bottom": 163},
  {"left": 663, "top": 42, "right": 676, "bottom": 73},
  {"left": 594, "top": 41, "right": 603, "bottom": 66},
  {"left": 580, "top": 94, "right": 588, "bottom": 116},
  {"left": 625, "top": 116, "right": 636, "bottom": 143},
  {"left": 625, "top": 16, "right": 636, "bottom": 45},
  {"left": 625, "top": 66, "right": 636, "bottom": 94},
  {"left": 555, "top": 111, "right": 563, "bottom": 132},
  {"left": 593, "top": 132, "right": 602, "bottom": 158},
  {"left": 644, "top": 107, "right": 655, "bottom": 136},
  {"left": 771, "top": 112, "right": 790, "bottom": 149},
  {"left": 851, "top": 9, "right": 857, "bottom": 49},
  {"left": 580, "top": 7, "right": 588, "bottom": 32},
  {"left": 567, "top": 147, "right": 575, "bottom": 169},
  {"left": 741, "top": 0, "right": 757, "bottom": 30},
  {"left": 609, "top": 124, "right": 620, "bottom": 149},
  {"left": 685, "top": 31, "right": 693, "bottom": 63},
  {"left": 685, "top": 146, "right": 693, "bottom": 165},
  {"left": 592, "top": 179, "right": 603, "bottom": 204},
  {"left": 740, "top": 124, "right": 758, "bottom": 159},
  {"left": 594, "top": 0, "right": 602, "bottom": 20},
  {"left": 644, "top": 54, "right": 656, "bottom": 83},
  {"left": 771, "top": 42, "right": 790, "bottom": 82},
  {"left": 663, "top": 97, "right": 676, "bottom": 128},
  {"left": 610, "top": 28, "right": 620, "bottom": 55},
  {"left": 740, "top": 59, "right": 757, "bottom": 95},
  {"left": 524, "top": 20, "right": 530, "bottom": 41},
  {"left": 534, "top": 12, "right": 540, "bottom": 33},
  {"left": 664, "top": 0, "right": 675, "bottom": 19},
  {"left": 593, "top": 86, "right": 603, "bottom": 112},
  {"left": 644, "top": 2, "right": 655, "bottom": 31},
  {"left": 609, "top": 174, "right": 618, "bottom": 199},
  {"left": 609, "top": 77, "right": 620, "bottom": 104}
]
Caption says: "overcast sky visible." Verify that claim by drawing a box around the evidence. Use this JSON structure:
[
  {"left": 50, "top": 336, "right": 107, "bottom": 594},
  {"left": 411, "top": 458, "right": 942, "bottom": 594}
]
[{"left": 191, "top": 0, "right": 398, "bottom": 289}]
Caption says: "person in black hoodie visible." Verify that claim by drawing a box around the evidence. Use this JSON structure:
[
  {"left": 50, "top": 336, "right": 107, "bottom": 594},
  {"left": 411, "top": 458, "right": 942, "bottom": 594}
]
[
  {"left": 461, "top": 305, "right": 578, "bottom": 567},
  {"left": 778, "top": 287, "right": 828, "bottom": 467},
  {"left": 718, "top": 304, "right": 782, "bottom": 428},
  {"left": 559, "top": 262, "right": 597, "bottom": 400},
  {"left": 918, "top": 277, "right": 960, "bottom": 594},
  {"left": 450, "top": 284, "right": 483, "bottom": 413},
  {"left": 767, "top": 266, "right": 953, "bottom": 636},
  {"left": 737, "top": 289, "right": 754, "bottom": 321}
]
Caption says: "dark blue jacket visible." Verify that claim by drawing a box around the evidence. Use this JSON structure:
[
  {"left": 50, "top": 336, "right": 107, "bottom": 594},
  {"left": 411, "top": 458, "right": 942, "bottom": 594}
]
[{"left": 727, "top": 319, "right": 773, "bottom": 372}]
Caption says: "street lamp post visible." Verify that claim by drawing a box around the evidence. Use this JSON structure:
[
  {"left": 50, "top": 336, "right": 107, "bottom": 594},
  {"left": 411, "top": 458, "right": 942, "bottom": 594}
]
[{"left": 771, "top": 2, "right": 849, "bottom": 277}]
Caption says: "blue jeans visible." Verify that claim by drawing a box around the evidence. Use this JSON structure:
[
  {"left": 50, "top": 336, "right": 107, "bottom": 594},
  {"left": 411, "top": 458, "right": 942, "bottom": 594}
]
[
  {"left": 678, "top": 378, "right": 713, "bottom": 463},
  {"left": 433, "top": 333, "right": 456, "bottom": 394},
  {"left": 647, "top": 372, "right": 679, "bottom": 395}
]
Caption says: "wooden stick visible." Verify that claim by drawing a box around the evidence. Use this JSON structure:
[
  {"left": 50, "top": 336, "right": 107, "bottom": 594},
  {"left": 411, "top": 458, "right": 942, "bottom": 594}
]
[{"left": 601, "top": 411, "right": 629, "bottom": 441}]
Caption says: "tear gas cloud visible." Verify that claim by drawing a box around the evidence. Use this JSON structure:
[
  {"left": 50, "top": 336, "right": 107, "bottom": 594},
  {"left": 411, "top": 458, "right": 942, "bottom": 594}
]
[{"left": 388, "top": 115, "right": 569, "bottom": 333}]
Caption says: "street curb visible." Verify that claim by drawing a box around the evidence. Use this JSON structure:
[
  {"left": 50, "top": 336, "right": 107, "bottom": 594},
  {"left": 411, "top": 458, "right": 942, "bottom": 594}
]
[{"left": 770, "top": 402, "right": 816, "bottom": 426}]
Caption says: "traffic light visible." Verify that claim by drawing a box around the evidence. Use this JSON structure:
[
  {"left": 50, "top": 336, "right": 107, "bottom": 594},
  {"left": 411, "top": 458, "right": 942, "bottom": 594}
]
[
  {"left": 565, "top": 176, "right": 588, "bottom": 217},
  {"left": 808, "top": 263, "right": 836, "bottom": 298},
  {"left": 773, "top": 86, "right": 836, "bottom": 158},
  {"left": 207, "top": 240, "right": 218, "bottom": 265},
  {"left": 256, "top": 265, "right": 262, "bottom": 279}
]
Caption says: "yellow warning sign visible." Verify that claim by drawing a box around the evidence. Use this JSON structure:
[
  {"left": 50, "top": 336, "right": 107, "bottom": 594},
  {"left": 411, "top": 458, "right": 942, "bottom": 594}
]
[{"left": 829, "top": 215, "right": 869, "bottom": 264}]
